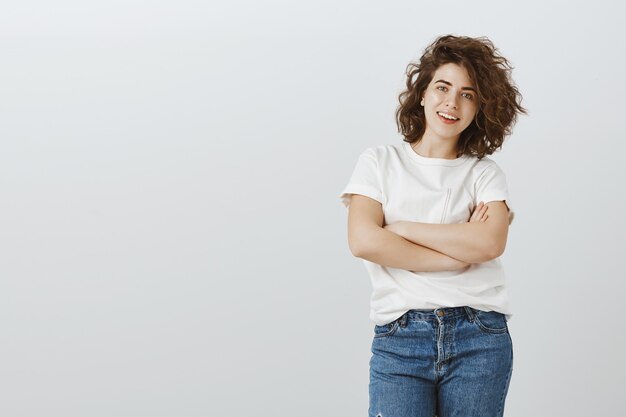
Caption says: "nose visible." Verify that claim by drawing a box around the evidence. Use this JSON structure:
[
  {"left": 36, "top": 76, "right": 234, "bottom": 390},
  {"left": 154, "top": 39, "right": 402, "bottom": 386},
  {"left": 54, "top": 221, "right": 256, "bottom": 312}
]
[{"left": 445, "top": 93, "right": 459, "bottom": 109}]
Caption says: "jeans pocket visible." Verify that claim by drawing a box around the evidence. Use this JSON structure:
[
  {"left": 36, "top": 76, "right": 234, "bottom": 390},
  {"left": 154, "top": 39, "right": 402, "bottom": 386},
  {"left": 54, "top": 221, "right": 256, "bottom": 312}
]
[
  {"left": 471, "top": 309, "right": 509, "bottom": 334},
  {"left": 373, "top": 319, "right": 400, "bottom": 338}
]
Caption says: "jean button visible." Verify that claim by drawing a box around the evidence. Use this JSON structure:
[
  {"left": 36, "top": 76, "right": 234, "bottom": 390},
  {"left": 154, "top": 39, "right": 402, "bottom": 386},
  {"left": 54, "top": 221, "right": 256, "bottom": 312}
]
[{"left": 437, "top": 310, "right": 445, "bottom": 317}]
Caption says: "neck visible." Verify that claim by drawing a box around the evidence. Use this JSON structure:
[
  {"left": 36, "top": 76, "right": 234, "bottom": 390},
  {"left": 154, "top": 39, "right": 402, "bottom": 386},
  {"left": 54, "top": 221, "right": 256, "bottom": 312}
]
[{"left": 411, "top": 136, "right": 460, "bottom": 159}]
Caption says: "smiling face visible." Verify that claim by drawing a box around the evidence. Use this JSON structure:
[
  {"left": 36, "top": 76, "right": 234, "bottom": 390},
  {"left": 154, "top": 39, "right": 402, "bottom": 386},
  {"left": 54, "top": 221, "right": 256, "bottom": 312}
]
[{"left": 421, "top": 62, "right": 479, "bottom": 145}]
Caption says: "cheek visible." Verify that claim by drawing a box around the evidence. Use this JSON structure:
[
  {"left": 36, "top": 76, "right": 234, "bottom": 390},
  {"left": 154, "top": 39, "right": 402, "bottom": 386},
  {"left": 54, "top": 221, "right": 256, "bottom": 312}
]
[
  {"left": 457, "top": 111, "right": 474, "bottom": 130},
  {"left": 464, "top": 108, "right": 477, "bottom": 123},
  {"left": 424, "top": 91, "right": 440, "bottom": 103}
]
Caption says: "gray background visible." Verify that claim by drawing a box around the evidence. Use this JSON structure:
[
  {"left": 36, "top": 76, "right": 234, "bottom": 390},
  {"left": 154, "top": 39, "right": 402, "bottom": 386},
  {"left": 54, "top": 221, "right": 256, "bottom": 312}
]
[{"left": 1, "top": 0, "right": 625, "bottom": 416}]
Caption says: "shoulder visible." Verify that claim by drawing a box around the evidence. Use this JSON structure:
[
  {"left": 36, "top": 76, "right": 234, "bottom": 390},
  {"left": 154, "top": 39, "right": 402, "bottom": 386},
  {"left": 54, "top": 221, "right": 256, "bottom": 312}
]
[
  {"left": 359, "top": 142, "right": 404, "bottom": 161},
  {"left": 359, "top": 143, "right": 398, "bottom": 155},
  {"left": 354, "top": 143, "right": 402, "bottom": 166},
  {"left": 471, "top": 156, "right": 507, "bottom": 177}
]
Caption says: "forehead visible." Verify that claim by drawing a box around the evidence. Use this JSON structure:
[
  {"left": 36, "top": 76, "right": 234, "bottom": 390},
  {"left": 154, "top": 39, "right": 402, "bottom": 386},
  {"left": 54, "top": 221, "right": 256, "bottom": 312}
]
[{"left": 431, "top": 63, "right": 474, "bottom": 86}]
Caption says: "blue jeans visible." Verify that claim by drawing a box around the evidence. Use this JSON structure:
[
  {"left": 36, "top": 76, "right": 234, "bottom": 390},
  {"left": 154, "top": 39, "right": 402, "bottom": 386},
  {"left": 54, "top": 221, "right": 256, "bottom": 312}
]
[{"left": 369, "top": 307, "right": 513, "bottom": 417}]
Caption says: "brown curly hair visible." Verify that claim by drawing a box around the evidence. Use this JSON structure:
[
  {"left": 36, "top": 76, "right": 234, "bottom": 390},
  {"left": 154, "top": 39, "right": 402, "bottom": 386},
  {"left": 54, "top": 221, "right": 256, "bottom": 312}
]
[{"left": 395, "top": 34, "right": 527, "bottom": 159}]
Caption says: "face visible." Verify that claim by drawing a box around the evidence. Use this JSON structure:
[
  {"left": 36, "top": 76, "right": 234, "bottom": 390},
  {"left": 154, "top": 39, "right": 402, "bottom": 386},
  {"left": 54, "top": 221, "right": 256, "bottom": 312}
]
[{"left": 421, "top": 62, "right": 478, "bottom": 143}]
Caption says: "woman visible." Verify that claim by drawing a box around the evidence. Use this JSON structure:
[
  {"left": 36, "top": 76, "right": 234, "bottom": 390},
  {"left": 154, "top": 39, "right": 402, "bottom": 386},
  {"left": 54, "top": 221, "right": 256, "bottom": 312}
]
[{"left": 339, "top": 34, "right": 527, "bottom": 417}]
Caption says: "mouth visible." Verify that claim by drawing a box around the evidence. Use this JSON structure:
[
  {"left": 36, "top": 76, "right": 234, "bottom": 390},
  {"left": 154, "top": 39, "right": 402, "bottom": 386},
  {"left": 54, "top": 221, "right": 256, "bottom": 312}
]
[{"left": 437, "top": 111, "right": 460, "bottom": 124}]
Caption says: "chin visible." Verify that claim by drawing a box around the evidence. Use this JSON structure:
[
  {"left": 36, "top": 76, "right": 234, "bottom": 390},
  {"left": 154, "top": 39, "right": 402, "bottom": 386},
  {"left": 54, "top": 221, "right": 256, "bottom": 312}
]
[{"left": 434, "top": 128, "right": 462, "bottom": 139}]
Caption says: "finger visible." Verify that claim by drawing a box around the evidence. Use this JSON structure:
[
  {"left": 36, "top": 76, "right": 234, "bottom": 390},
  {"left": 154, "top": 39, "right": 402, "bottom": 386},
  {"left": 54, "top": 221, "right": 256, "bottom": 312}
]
[
  {"left": 473, "top": 203, "right": 485, "bottom": 218},
  {"left": 479, "top": 207, "right": 489, "bottom": 221},
  {"left": 473, "top": 204, "right": 486, "bottom": 219},
  {"left": 470, "top": 207, "right": 481, "bottom": 221}
]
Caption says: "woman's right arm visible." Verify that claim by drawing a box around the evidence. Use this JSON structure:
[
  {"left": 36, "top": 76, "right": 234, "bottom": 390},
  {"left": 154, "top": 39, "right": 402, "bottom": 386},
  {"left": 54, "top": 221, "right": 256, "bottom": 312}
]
[{"left": 346, "top": 194, "right": 469, "bottom": 272}]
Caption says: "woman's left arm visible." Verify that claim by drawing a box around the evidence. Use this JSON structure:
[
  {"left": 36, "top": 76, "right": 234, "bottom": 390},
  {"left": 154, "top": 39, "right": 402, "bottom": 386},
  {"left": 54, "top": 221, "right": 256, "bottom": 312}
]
[{"left": 385, "top": 201, "right": 510, "bottom": 264}]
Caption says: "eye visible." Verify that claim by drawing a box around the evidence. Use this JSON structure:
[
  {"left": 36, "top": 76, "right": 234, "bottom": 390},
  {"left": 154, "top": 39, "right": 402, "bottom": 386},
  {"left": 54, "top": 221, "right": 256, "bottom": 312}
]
[
  {"left": 462, "top": 92, "right": 474, "bottom": 100},
  {"left": 437, "top": 86, "right": 447, "bottom": 92}
]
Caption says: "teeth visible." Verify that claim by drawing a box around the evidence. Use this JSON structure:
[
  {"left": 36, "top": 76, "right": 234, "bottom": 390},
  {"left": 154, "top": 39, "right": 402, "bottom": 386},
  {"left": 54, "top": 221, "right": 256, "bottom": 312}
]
[{"left": 438, "top": 112, "right": 459, "bottom": 120}]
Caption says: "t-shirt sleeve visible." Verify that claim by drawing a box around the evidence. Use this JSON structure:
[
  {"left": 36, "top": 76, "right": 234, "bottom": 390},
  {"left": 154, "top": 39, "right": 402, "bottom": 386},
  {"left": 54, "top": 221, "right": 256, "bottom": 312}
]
[
  {"left": 338, "top": 147, "right": 383, "bottom": 209},
  {"left": 475, "top": 162, "right": 515, "bottom": 225}
]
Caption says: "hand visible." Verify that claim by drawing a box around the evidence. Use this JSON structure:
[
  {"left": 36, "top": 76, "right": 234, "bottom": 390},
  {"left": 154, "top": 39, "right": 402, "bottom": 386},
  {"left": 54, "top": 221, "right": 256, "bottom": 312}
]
[
  {"left": 469, "top": 201, "right": 489, "bottom": 223},
  {"left": 449, "top": 202, "right": 488, "bottom": 270}
]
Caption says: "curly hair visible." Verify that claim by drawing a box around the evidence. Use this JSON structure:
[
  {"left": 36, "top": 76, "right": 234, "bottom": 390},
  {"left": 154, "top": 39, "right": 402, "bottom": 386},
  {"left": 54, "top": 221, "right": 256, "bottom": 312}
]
[{"left": 395, "top": 34, "right": 527, "bottom": 159}]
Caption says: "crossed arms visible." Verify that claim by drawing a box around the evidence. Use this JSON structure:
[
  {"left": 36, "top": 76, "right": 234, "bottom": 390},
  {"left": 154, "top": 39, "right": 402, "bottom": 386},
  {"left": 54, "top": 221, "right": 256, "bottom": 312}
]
[{"left": 346, "top": 194, "right": 510, "bottom": 272}]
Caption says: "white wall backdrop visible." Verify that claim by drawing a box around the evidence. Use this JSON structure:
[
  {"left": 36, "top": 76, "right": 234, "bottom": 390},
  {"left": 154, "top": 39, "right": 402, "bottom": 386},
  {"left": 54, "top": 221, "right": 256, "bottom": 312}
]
[{"left": 1, "top": 1, "right": 624, "bottom": 416}]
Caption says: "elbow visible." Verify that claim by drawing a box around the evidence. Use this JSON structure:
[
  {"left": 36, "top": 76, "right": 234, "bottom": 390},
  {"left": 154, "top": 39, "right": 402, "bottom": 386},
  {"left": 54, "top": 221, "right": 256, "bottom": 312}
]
[
  {"left": 349, "top": 238, "right": 372, "bottom": 259},
  {"left": 349, "top": 241, "right": 363, "bottom": 258},
  {"left": 483, "top": 239, "right": 506, "bottom": 262},
  {"left": 348, "top": 230, "right": 379, "bottom": 259}
]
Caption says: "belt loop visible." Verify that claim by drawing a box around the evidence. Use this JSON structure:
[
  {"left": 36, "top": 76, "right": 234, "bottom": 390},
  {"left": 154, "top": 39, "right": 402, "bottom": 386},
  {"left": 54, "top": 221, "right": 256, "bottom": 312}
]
[
  {"left": 463, "top": 306, "right": 476, "bottom": 322},
  {"left": 399, "top": 313, "right": 407, "bottom": 328}
]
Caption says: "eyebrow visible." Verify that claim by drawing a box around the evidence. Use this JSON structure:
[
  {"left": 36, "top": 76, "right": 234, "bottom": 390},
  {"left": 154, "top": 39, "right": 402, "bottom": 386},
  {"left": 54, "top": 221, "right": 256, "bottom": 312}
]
[{"left": 434, "top": 79, "right": 476, "bottom": 92}]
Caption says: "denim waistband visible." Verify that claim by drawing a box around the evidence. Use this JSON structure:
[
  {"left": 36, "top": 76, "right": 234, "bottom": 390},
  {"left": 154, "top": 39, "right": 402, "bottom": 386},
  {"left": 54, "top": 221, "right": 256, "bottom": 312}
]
[{"left": 395, "top": 307, "right": 479, "bottom": 327}]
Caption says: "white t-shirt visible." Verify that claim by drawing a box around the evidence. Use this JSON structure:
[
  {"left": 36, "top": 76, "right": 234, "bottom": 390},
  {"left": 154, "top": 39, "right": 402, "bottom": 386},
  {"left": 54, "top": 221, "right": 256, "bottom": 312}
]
[{"left": 339, "top": 141, "right": 515, "bottom": 325}]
